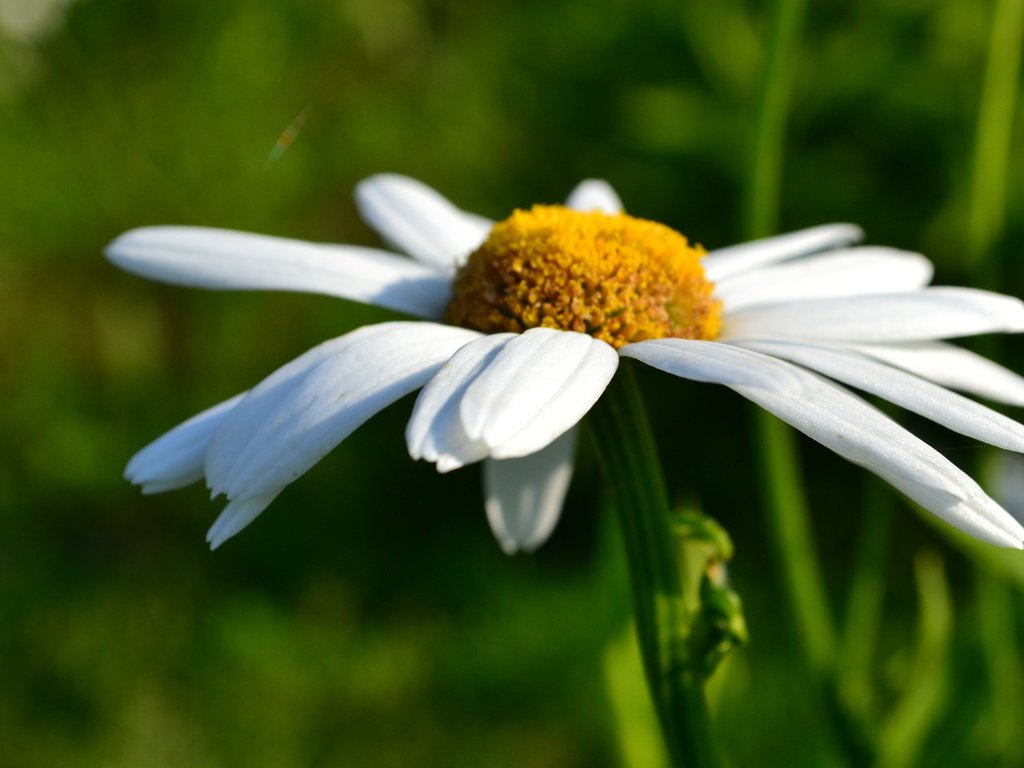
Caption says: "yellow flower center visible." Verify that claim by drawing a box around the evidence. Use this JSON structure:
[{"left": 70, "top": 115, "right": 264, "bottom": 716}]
[{"left": 446, "top": 205, "right": 721, "bottom": 349}]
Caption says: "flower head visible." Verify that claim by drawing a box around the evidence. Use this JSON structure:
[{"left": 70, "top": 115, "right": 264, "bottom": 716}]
[
  {"left": 446, "top": 204, "right": 720, "bottom": 346},
  {"left": 108, "top": 174, "right": 1024, "bottom": 552}
]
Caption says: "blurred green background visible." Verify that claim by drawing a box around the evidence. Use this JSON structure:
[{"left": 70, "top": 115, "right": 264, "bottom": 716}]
[{"left": 4, "top": 0, "right": 1024, "bottom": 765}]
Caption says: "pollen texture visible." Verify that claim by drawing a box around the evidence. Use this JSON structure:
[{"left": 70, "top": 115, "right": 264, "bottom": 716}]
[{"left": 446, "top": 205, "right": 721, "bottom": 348}]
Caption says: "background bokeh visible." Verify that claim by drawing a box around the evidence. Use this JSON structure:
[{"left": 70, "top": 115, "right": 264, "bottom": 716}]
[{"left": 4, "top": 0, "right": 1024, "bottom": 765}]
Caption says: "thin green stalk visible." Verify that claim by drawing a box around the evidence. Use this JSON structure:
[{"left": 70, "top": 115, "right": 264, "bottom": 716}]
[
  {"left": 975, "top": 571, "right": 1023, "bottom": 764},
  {"left": 590, "top": 365, "right": 722, "bottom": 768},
  {"left": 743, "top": 0, "right": 857, "bottom": 761},
  {"left": 755, "top": 412, "right": 836, "bottom": 675},
  {"left": 967, "top": 0, "right": 1024, "bottom": 274},
  {"left": 603, "top": 624, "right": 671, "bottom": 768},
  {"left": 839, "top": 480, "right": 893, "bottom": 720},
  {"left": 744, "top": 0, "right": 836, "bottom": 680},
  {"left": 743, "top": 0, "right": 807, "bottom": 239},
  {"left": 964, "top": 3, "right": 1024, "bottom": 761},
  {"left": 877, "top": 552, "right": 952, "bottom": 768}
]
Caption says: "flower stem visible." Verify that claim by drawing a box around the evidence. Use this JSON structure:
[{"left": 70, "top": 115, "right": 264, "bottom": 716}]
[
  {"left": 743, "top": 0, "right": 856, "bottom": 759},
  {"left": 743, "top": 0, "right": 838, "bottom": 678},
  {"left": 590, "top": 365, "right": 722, "bottom": 768},
  {"left": 975, "top": 570, "right": 1023, "bottom": 761},
  {"left": 965, "top": 5, "right": 1024, "bottom": 757},
  {"left": 839, "top": 478, "right": 892, "bottom": 719},
  {"left": 967, "top": 0, "right": 1024, "bottom": 275},
  {"left": 755, "top": 412, "right": 836, "bottom": 674},
  {"left": 743, "top": 0, "right": 807, "bottom": 239}
]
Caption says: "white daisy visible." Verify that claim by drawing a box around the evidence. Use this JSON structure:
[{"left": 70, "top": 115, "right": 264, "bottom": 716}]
[{"left": 108, "top": 174, "right": 1024, "bottom": 552}]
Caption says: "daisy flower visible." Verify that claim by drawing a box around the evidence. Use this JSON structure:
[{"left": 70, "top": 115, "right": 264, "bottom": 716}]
[{"left": 107, "top": 175, "right": 1024, "bottom": 552}]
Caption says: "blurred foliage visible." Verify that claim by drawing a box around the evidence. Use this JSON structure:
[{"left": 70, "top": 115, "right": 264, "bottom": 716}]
[{"left": 3, "top": 0, "right": 1024, "bottom": 765}]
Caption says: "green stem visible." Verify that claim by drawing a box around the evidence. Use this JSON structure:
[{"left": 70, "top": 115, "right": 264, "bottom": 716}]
[
  {"left": 975, "top": 571, "right": 1023, "bottom": 764},
  {"left": 967, "top": 0, "right": 1024, "bottom": 275},
  {"left": 965, "top": 5, "right": 1024, "bottom": 760},
  {"left": 743, "top": 0, "right": 807, "bottom": 238},
  {"left": 743, "top": 0, "right": 854, "bottom": 760},
  {"left": 590, "top": 365, "right": 722, "bottom": 768},
  {"left": 756, "top": 411, "right": 836, "bottom": 674},
  {"left": 877, "top": 552, "right": 953, "bottom": 768},
  {"left": 839, "top": 479, "right": 893, "bottom": 720},
  {"left": 744, "top": 0, "right": 837, "bottom": 676}
]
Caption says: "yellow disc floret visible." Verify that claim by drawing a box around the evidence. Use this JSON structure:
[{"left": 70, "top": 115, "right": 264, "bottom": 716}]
[{"left": 446, "top": 205, "right": 721, "bottom": 348}]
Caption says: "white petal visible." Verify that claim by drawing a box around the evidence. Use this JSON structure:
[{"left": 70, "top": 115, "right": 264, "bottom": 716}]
[
  {"left": 736, "top": 339, "right": 1024, "bottom": 453},
  {"left": 459, "top": 328, "right": 619, "bottom": 461},
  {"left": 848, "top": 341, "right": 1024, "bottom": 408},
  {"left": 721, "top": 288, "right": 1024, "bottom": 342},
  {"left": 406, "top": 333, "right": 517, "bottom": 472},
  {"left": 206, "top": 492, "right": 280, "bottom": 550},
  {"left": 125, "top": 394, "right": 245, "bottom": 493},
  {"left": 203, "top": 338, "right": 362, "bottom": 496},
  {"left": 714, "top": 247, "right": 933, "bottom": 311},
  {"left": 354, "top": 174, "right": 492, "bottom": 271},
  {"left": 206, "top": 322, "right": 482, "bottom": 503},
  {"left": 203, "top": 335, "right": 356, "bottom": 493},
  {"left": 623, "top": 339, "right": 804, "bottom": 389},
  {"left": 484, "top": 428, "right": 577, "bottom": 554},
  {"left": 106, "top": 226, "right": 452, "bottom": 319},
  {"left": 565, "top": 179, "right": 623, "bottom": 213},
  {"left": 703, "top": 224, "right": 864, "bottom": 282},
  {"left": 622, "top": 339, "right": 1024, "bottom": 548}
]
